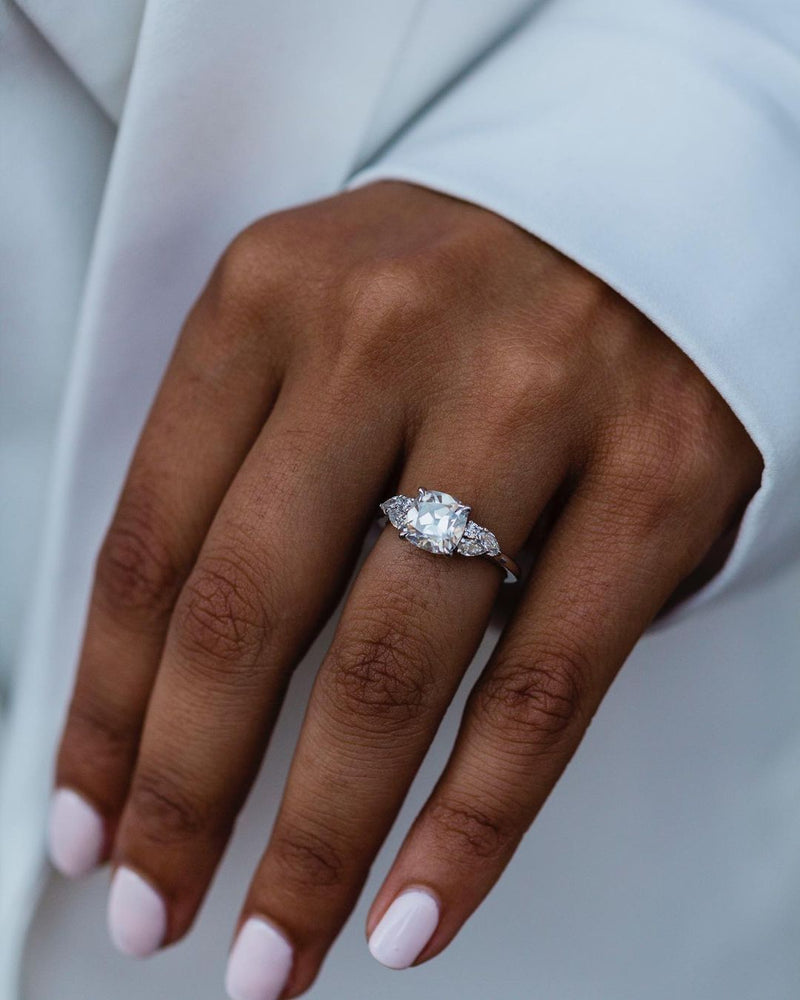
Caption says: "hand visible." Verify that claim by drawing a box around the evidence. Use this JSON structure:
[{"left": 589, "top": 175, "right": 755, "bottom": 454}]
[{"left": 50, "top": 182, "right": 761, "bottom": 996}]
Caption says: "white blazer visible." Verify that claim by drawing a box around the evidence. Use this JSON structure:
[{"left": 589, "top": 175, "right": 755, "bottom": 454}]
[{"left": 1, "top": 1, "right": 799, "bottom": 997}]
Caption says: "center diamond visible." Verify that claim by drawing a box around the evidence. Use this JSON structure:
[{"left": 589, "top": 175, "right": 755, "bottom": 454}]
[{"left": 402, "top": 489, "right": 470, "bottom": 555}]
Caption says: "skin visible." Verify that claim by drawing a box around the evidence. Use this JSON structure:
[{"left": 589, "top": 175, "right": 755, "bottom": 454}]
[{"left": 54, "top": 181, "right": 762, "bottom": 995}]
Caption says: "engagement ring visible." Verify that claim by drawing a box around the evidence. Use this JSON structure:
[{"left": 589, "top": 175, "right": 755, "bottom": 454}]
[{"left": 380, "top": 489, "right": 520, "bottom": 582}]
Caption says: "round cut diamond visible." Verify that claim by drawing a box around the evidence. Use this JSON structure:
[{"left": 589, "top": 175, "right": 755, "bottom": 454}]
[{"left": 402, "top": 490, "right": 470, "bottom": 555}]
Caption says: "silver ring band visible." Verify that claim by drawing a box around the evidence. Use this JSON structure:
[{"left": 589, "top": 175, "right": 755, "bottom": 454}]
[{"left": 380, "top": 489, "right": 520, "bottom": 583}]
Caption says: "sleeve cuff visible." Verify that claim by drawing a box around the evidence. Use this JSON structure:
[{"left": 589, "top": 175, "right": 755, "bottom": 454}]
[{"left": 346, "top": 0, "right": 800, "bottom": 622}]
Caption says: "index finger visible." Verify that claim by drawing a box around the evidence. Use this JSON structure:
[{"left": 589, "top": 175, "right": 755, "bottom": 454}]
[
  {"left": 50, "top": 283, "right": 285, "bottom": 878},
  {"left": 105, "top": 377, "right": 399, "bottom": 956}
]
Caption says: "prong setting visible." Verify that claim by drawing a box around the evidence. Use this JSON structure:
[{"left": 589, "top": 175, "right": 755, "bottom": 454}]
[{"left": 379, "top": 489, "right": 519, "bottom": 581}]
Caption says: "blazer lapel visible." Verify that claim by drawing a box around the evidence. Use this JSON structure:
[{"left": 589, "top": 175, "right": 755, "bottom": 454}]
[{"left": 10, "top": 0, "right": 146, "bottom": 119}]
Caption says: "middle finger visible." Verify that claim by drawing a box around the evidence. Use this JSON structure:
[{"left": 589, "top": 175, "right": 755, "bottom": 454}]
[{"left": 226, "top": 416, "right": 571, "bottom": 998}]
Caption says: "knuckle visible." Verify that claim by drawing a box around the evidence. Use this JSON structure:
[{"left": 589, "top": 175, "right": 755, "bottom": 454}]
[
  {"left": 666, "top": 408, "right": 721, "bottom": 494},
  {"left": 427, "top": 799, "right": 512, "bottom": 862},
  {"left": 606, "top": 410, "right": 717, "bottom": 530},
  {"left": 474, "top": 642, "right": 590, "bottom": 752},
  {"left": 488, "top": 346, "right": 578, "bottom": 439},
  {"left": 127, "top": 767, "right": 211, "bottom": 845},
  {"left": 523, "top": 345, "right": 578, "bottom": 406},
  {"left": 270, "top": 823, "right": 346, "bottom": 889},
  {"left": 529, "top": 260, "right": 613, "bottom": 344},
  {"left": 346, "top": 256, "right": 437, "bottom": 330},
  {"left": 209, "top": 222, "right": 293, "bottom": 319},
  {"left": 321, "top": 614, "right": 437, "bottom": 730},
  {"left": 63, "top": 693, "right": 135, "bottom": 771},
  {"left": 329, "top": 256, "right": 442, "bottom": 382},
  {"left": 95, "top": 490, "right": 183, "bottom": 620},
  {"left": 173, "top": 551, "right": 272, "bottom": 673}
]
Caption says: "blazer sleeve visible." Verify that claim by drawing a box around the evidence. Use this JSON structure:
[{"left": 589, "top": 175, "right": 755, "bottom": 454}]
[{"left": 346, "top": 0, "right": 800, "bottom": 622}]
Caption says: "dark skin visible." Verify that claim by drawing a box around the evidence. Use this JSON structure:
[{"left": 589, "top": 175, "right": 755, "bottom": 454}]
[{"left": 54, "top": 182, "right": 761, "bottom": 995}]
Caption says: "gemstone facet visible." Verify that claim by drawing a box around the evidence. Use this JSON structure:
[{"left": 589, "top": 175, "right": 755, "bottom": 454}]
[
  {"left": 456, "top": 520, "right": 501, "bottom": 557},
  {"left": 380, "top": 494, "right": 413, "bottom": 529},
  {"left": 401, "top": 490, "right": 470, "bottom": 555}
]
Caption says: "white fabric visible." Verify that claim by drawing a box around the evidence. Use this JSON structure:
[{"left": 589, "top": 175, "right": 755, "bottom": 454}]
[
  {"left": 352, "top": 0, "right": 800, "bottom": 616},
  {"left": 1, "top": 0, "right": 799, "bottom": 997}
]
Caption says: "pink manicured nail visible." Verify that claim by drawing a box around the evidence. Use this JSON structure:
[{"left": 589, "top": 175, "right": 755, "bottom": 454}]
[
  {"left": 368, "top": 889, "right": 440, "bottom": 969},
  {"left": 47, "top": 788, "right": 104, "bottom": 878},
  {"left": 225, "top": 917, "right": 293, "bottom": 1000},
  {"left": 107, "top": 867, "right": 167, "bottom": 957}
]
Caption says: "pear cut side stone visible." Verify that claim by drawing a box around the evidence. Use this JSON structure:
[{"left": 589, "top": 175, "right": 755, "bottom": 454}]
[
  {"left": 380, "top": 495, "right": 413, "bottom": 529},
  {"left": 402, "top": 490, "right": 469, "bottom": 555},
  {"left": 457, "top": 520, "right": 501, "bottom": 557}
]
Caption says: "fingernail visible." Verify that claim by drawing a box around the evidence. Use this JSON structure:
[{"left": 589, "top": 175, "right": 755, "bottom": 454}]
[
  {"left": 225, "top": 916, "right": 293, "bottom": 1000},
  {"left": 368, "top": 888, "right": 440, "bottom": 970},
  {"left": 48, "top": 788, "right": 105, "bottom": 878},
  {"left": 107, "top": 867, "right": 167, "bottom": 957}
]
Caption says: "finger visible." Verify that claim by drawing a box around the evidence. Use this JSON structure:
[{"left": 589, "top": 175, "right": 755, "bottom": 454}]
[
  {"left": 107, "top": 376, "right": 400, "bottom": 957},
  {"left": 50, "top": 250, "right": 290, "bottom": 878},
  {"left": 365, "top": 448, "right": 736, "bottom": 969},
  {"left": 224, "top": 417, "right": 572, "bottom": 1000}
]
